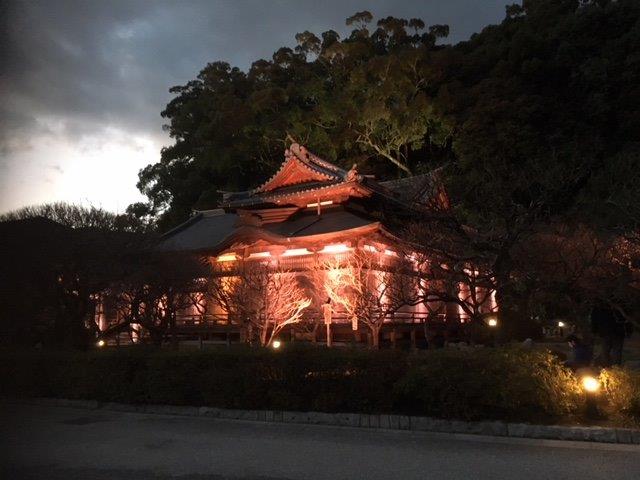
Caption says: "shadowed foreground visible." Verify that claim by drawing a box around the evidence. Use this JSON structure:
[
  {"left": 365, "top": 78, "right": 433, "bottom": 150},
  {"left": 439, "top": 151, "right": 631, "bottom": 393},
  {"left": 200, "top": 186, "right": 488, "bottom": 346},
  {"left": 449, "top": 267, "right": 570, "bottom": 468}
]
[{"left": 1, "top": 403, "right": 639, "bottom": 480}]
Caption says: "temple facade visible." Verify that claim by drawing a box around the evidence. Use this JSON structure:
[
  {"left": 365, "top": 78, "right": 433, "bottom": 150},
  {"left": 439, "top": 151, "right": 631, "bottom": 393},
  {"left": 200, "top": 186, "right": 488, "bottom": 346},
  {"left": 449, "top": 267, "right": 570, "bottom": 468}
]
[{"left": 96, "top": 144, "right": 496, "bottom": 348}]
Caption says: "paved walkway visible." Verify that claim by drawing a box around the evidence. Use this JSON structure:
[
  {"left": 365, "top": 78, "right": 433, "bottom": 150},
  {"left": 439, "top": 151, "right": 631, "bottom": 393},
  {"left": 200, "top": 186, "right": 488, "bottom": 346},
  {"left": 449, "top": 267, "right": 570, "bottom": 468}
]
[{"left": 2, "top": 403, "right": 639, "bottom": 479}]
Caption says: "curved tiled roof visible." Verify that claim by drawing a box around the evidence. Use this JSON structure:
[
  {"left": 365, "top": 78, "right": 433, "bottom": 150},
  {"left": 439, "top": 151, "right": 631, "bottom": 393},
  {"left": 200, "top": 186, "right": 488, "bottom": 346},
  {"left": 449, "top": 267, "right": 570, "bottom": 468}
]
[
  {"left": 253, "top": 143, "right": 345, "bottom": 194},
  {"left": 221, "top": 144, "right": 444, "bottom": 210},
  {"left": 156, "top": 209, "right": 239, "bottom": 252},
  {"left": 155, "top": 206, "right": 379, "bottom": 253}
]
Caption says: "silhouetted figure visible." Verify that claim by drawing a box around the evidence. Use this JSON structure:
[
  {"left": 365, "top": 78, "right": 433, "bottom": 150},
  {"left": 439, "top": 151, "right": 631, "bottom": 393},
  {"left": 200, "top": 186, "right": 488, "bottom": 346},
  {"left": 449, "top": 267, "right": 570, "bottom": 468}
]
[
  {"left": 565, "top": 334, "right": 593, "bottom": 370},
  {"left": 590, "top": 303, "right": 631, "bottom": 366}
]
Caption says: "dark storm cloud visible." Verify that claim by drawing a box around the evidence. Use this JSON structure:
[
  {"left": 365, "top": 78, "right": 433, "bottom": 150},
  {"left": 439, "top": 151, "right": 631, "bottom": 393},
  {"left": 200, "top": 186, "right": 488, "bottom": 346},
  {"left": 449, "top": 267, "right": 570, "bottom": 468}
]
[{"left": 1, "top": 0, "right": 507, "bottom": 149}]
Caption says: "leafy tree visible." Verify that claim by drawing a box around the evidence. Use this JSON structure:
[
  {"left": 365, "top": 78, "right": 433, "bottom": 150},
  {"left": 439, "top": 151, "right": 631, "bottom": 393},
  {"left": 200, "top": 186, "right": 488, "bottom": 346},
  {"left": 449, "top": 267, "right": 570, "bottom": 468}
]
[
  {"left": 425, "top": 0, "right": 640, "bottom": 336},
  {"left": 136, "top": 12, "right": 452, "bottom": 230},
  {"left": 0, "top": 203, "right": 150, "bottom": 348},
  {"left": 0, "top": 201, "right": 148, "bottom": 232}
]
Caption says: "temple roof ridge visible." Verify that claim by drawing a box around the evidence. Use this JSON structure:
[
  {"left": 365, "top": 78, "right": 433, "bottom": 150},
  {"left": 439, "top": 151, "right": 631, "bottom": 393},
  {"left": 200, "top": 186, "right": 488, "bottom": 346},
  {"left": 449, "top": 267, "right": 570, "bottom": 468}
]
[{"left": 252, "top": 143, "right": 346, "bottom": 194}]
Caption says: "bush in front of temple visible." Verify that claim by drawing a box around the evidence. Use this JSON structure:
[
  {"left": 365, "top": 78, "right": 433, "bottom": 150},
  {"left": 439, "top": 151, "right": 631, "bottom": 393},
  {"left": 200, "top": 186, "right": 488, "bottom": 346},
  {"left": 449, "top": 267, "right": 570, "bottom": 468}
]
[
  {"left": 5, "top": 345, "right": 639, "bottom": 424},
  {"left": 393, "top": 348, "right": 582, "bottom": 422}
]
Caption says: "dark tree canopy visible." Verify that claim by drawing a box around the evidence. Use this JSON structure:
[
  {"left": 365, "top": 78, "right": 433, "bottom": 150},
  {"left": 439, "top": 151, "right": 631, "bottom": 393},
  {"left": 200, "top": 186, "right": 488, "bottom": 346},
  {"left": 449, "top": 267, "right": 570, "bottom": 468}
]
[
  {"left": 137, "top": 0, "right": 640, "bottom": 235},
  {"left": 136, "top": 10, "right": 454, "bottom": 231}
]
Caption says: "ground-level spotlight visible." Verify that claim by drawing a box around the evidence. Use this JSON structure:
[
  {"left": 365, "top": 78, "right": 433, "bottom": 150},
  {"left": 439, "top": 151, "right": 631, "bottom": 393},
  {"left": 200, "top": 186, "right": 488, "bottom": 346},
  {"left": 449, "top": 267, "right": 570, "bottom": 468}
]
[
  {"left": 272, "top": 340, "right": 282, "bottom": 350},
  {"left": 97, "top": 339, "right": 105, "bottom": 348},
  {"left": 487, "top": 317, "right": 498, "bottom": 327},
  {"left": 582, "top": 375, "right": 600, "bottom": 393},
  {"left": 558, "top": 321, "right": 565, "bottom": 328}
]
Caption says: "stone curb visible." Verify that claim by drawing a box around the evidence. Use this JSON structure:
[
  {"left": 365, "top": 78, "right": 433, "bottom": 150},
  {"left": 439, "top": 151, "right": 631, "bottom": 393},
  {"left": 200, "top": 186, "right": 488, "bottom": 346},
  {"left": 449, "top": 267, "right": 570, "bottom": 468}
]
[{"left": 15, "top": 397, "right": 640, "bottom": 445}]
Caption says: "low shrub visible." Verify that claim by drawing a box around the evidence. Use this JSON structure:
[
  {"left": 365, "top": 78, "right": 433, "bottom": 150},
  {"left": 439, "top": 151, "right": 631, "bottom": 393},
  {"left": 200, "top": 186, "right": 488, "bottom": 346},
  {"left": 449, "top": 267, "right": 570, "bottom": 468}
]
[
  {"left": 0, "top": 345, "right": 588, "bottom": 423},
  {"left": 393, "top": 348, "right": 582, "bottom": 422},
  {"left": 600, "top": 367, "right": 640, "bottom": 422}
]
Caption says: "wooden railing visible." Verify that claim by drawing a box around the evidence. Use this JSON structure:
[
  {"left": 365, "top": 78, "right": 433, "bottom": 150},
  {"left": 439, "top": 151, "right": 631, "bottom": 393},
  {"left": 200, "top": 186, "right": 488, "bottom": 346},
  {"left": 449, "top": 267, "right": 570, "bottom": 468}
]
[{"left": 174, "top": 311, "right": 448, "bottom": 329}]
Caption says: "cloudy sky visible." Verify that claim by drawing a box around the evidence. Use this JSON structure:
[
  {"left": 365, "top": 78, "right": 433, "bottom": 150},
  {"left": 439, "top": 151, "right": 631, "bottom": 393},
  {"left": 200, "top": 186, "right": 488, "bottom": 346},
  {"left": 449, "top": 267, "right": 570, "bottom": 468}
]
[{"left": 0, "top": 0, "right": 507, "bottom": 214}]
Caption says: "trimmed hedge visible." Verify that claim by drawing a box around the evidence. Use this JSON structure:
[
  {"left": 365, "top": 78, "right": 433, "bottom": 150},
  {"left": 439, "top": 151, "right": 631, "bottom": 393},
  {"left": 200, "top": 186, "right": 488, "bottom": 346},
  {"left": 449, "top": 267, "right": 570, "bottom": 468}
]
[{"left": 3, "top": 345, "right": 632, "bottom": 423}]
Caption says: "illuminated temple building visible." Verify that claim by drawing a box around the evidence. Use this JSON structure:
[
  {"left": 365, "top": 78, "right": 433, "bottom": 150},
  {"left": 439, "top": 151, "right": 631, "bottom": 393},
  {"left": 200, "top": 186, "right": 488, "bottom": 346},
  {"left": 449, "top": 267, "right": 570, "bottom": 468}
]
[{"left": 99, "top": 144, "right": 496, "bottom": 347}]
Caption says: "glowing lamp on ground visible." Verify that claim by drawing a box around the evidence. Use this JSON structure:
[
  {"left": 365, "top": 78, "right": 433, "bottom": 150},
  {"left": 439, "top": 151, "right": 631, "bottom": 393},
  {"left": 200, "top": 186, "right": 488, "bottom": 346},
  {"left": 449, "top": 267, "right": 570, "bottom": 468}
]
[
  {"left": 272, "top": 340, "right": 282, "bottom": 350},
  {"left": 97, "top": 340, "right": 105, "bottom": 347},
  {"left": 582, "top": 375, "right": 600, "bottom": 393},
  {"left": 487, "top": 317, "right": 498, "bottom": 327},
  {"left": 558, "top": 321, "right": 565, "bottom": 328}
]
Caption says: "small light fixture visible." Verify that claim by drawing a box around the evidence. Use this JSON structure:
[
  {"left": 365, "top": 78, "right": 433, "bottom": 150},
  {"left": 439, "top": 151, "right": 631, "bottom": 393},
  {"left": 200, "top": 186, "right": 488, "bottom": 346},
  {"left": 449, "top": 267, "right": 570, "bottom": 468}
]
[
  {"left": 272, "top": 340, "right": 282, "bottom": 349},
  {"left": 582, "top": 375, "right": 600, "bottom": 393},
  {"left": 558, "top": 321, "right": 565, "bottom": 328},
  {"left": 487, "top": 317, "right": 498, "bottom": 327},
  {"left": 306, "top": 200, "right": 333, "bottom": 208},
  {"left": 97, "top": 339, "right": 105, "bottom": 347}
]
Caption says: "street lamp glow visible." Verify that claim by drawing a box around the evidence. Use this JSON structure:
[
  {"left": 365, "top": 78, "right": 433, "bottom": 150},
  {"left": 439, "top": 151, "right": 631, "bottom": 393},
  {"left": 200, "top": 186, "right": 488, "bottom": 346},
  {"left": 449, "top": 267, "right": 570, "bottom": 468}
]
[
  {"left": 272, "top": 340, "right": 282, "bottom": 349},
  {"left": 97, "top": 339, "right": 105, "bottom": 347},
  {"left": 558, "top": 321, "right": 565, "bottom": 328},
  {"left": 487, "top": 318, "right": 498, "bottom": 327},
  {"left": 582, "top": 375, "right": 600, "bottom": 393}
]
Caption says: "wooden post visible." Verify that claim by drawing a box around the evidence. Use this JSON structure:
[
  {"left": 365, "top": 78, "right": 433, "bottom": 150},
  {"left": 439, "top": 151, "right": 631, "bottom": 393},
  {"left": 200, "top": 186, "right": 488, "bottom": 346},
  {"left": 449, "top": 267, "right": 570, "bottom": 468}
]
[
  {"left": 390, "top": 328, "right": 397, "bottom": 349},
  {"left": 199, "top": 333, "right": 203, "bottom": 350},
  {"left": 410, "top": 328, "right": 417, "bottom": 351},
  {"left": 322, "top": 301, "right": 332, "bottom": 348}
]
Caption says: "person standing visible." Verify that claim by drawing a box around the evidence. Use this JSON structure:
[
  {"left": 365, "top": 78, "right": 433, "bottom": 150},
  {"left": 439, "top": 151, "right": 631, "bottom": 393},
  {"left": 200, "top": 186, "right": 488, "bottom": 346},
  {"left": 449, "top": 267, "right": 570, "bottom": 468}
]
[{"left": 590, "top": 302, "right": 632, "bottom": 366}]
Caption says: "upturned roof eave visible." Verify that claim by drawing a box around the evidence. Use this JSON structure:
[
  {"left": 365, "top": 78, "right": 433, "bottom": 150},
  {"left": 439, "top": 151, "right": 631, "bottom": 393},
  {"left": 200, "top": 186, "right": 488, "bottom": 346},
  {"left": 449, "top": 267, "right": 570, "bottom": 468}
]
[{"left": 180, "top": 222, "right": 384, "bottom": 257}]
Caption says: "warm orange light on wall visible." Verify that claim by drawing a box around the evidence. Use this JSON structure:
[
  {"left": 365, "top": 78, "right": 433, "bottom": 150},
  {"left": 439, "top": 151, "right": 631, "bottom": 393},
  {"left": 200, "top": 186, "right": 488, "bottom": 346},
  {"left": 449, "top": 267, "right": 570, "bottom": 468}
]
[
  {"left": 217, "top": 253, "right": 238, "bottom": 262},
  {"left": 321, "top": 244, "right": 351, "bottom": 254},
  {"left": 247, "top": 251, "right": 271, "bottom": 259},
  {"left": 282, "top": 248, "right": 313, "bottom": 257}
]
